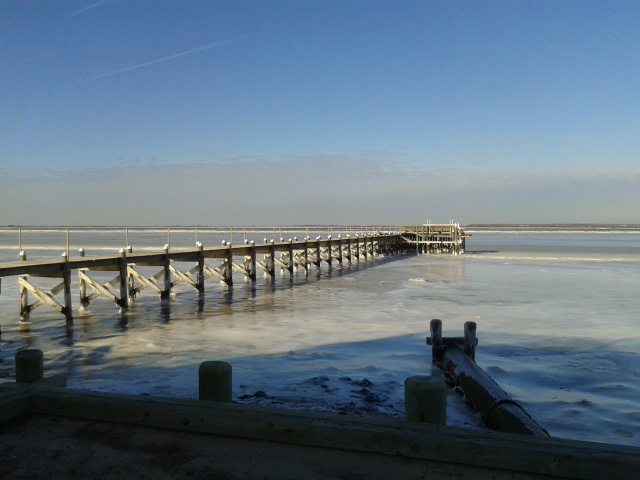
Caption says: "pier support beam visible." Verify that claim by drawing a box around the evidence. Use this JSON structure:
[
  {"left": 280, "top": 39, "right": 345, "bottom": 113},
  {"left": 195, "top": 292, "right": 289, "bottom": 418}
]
[
  {"left": 19, "top": 253, "right": 73, "bottom": 322},
  {"left": 77, "top": 249, "right": 129, "bottom": 313},
  {"left": 196, "top": 242, "right": 205, "bottom": 292},
  {"left": 257, "top": 241, "right": 276, "bottom": 279}
]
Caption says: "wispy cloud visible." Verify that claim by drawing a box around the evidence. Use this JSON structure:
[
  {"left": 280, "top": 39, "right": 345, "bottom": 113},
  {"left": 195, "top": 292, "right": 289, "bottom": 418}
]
[
  {"left": 73, "top": 0, "right": 114, "bottom": 16},
  {"left": 2, "top": 152, "right": 640, "bottom": 225},
  {"left": 84, "top": 37, "right": 247, "bottom": 81}
]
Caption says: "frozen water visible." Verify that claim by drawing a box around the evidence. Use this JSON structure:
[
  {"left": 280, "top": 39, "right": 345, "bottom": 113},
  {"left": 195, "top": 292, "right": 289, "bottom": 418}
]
[{"left": 0, "top": 227, "right": 639, "bottom": 446}]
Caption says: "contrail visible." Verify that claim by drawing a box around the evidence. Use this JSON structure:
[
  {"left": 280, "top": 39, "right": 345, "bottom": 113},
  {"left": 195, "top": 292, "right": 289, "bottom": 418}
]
[
  {"left": 73, "top": 0, "right": 113, "bottom": 15},
  {"left": 85, "top": 37, "right": 247, "bottom": 81}
]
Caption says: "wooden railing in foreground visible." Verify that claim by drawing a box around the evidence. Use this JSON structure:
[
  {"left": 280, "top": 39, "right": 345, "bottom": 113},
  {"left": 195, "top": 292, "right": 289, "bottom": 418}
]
[{"left": 1, "top": 355, "right": 637, "bottom": 480}]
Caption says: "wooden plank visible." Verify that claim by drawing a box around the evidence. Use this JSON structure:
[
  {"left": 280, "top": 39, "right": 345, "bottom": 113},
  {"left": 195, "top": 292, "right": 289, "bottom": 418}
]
[
  {"left": 24, "top": 386, "right": 639, "bottom": 480},
  {"left": 30, "top": 387, "right": 311, "bottom": 445},
  {"left": 78, "top": 270, "right": 119, "bottom": 303},
  {"left": 0, "top": 375, "right": 66, "bottom": 423},
  {"left": 309, "top": 419, "right": 639, "bottom": 480},
  {"left": 203, "top": 264, "right": 225, "bottom": 282},
  {"left": 169, "top": 265, "right": 198, "bottom": 289},
  {"left": 18, "top": 277, "right": 64, "bottom": 313},
  {"left": 0, "top": 392, "right": 31, "bottom": 423},
  {"left": 127, "top": 267, "right": 164, "bottom": 295},
  {"left": 0, "top": 375, "right": 67, "bottom": 397}
]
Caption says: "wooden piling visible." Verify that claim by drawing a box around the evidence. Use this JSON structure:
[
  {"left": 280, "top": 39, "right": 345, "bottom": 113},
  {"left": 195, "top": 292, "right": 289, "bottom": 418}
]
[
  {"left": 15, "top": 349, "right": 44, "bottom": 383},
  {"left": 199, "top": 361, "right": 232, "bottom": 402},
  {"left": 19, "top": 275, "right": 29, "bottom": 320},
  {"left": 196, "top": 242, "right": 205, "bottom": 292},
  {"left": 78, "top": 249, "right": 88, "bottom": 309},
  {"left": 162, "top": 244, "right": 171, "bottom": 298},
  {"left": 464, "top": 321, "right": 477, "bottom": 360},
  {"left": 429, "top": 319, "right": 443, "bottom": 360},
  {"left": 118, "top": 248, "right": 129, "bottom": 311},
  {"left": 404, "top": 374, "right": 447, "bottom": 425}
]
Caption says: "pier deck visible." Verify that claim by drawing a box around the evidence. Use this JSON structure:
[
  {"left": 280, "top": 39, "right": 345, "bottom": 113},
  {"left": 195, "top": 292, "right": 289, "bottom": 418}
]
[{"left": 0, "top": 224, "right": 467, "bottom": 321}]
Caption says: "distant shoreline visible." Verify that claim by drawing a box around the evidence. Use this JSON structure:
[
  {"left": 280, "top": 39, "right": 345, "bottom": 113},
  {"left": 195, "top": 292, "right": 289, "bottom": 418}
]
[
  {"left": 3, "top": 223, "right": 640, "bottom": 228},
  {"left": 463, "top": 224, "right": 640, "bottom": 233}
]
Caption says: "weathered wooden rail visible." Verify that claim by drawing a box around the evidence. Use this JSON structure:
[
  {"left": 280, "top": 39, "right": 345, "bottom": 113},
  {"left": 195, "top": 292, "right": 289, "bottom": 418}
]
[{"left": 2, "top": 348, "right": 638, "bottom": 480}]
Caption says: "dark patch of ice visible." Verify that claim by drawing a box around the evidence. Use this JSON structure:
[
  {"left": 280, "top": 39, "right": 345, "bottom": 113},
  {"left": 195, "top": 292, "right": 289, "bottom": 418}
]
[{"left": 305, "top": 375, "right": 330, "bottom": 385}]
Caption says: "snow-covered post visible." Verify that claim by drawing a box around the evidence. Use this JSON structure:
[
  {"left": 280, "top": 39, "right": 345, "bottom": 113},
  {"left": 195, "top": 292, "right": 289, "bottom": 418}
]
[{"left": 404, "top": 374, "right": 446, "bottom": 425}]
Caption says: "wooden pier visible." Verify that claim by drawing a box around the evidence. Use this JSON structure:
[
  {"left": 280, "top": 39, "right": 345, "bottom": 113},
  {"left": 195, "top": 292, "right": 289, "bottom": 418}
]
[
  {"left": 0, "top": 224, "right": 468, "bottom": 322},
  {"left": 400, "top": 223, "right": 469, "bottom": 254}
]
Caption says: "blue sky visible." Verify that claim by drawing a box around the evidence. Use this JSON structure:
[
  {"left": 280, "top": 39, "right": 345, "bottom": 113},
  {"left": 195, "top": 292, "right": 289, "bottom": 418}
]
[{"left": 1, "top": 1, "right": 638, "bottom": 225}]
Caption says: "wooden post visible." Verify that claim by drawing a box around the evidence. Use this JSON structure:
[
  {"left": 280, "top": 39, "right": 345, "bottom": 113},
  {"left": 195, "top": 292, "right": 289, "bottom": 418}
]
[
  {"left": 464, "top": 321, "right": 477, "bottom": 361},
  {"left": 267, "top": 241, "right": 275, "bottom": 279},
  {"left": 404, "top": 374, "right": 446, "bottom": 425},
  {"left": 196, "top": 241, "right": 205, "bottom": 293},
  {"left": 224, "top": 244, "right": 233, "bottom": 286},
  {"left": 248, "top": 241, "right": 257, "bottom": 281},
  {"left": 15, "top": 349, "right": 44, "bottom": 383},
  {"left": 118, "top": 248, "right": 129, "bottom": 311},
  {"left": 199, "top": 361, "right": 232, "bottom": 402},
  {"left": 162, "top": 244, "right": 171, "bottom": 298},
  {"left": 19, "top": 250, "right": 28, "bottom": 320},
  {"left": 78, "top": 248, "right": 88, "bottom": 309},
  {"left": 19, "top": 275, "right": 29, "bottom": 320},
  {"left": 62, "top": 253, "right": 73, "bottom": 322},
  {"left": 430, "top": 319, "right": 443, "bottom": 361},
  {"left": 287, "top": 239, "right": 294, "bottom": 276},
  {"left": 314, "top": 239, "right": 321, "bottom": 269}
]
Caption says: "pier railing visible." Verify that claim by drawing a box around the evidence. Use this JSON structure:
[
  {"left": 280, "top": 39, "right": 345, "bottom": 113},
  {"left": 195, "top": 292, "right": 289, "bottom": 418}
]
[{"left": 0, "top": 225, "right": 402, "bottom": 260}]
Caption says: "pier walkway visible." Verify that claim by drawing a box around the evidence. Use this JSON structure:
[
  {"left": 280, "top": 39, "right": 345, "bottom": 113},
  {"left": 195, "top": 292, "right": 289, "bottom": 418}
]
[{"left": 0, "top": 224, "right": 467, "bottom": 321}]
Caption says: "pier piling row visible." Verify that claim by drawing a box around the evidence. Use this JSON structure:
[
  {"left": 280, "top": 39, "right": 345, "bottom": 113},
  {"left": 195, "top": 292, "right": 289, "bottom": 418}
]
[
  {"left": 0, "top": 225, "right": 467, "bottom": 322},
  {"left": 2, "top": 233, "right": 401, "bottom": 321}
]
